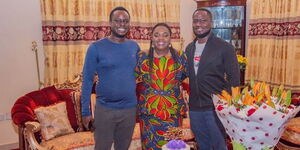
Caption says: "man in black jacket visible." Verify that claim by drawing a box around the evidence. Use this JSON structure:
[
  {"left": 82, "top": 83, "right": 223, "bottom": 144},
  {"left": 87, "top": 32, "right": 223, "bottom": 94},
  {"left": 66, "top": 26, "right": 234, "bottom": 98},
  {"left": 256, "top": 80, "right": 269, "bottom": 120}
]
[{"left": 185, "top": 8, "right": 240, "bottom": 150}]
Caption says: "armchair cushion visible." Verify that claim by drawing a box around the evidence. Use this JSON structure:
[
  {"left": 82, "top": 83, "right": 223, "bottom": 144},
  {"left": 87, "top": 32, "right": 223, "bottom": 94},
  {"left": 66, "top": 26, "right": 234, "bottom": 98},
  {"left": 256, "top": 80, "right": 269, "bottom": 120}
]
[
  {"left": 34, "top": 102, "right": 74, "bottom": 140},
  {"left": 280, "top": 117, "right": 300, "bottom": 145},
  {"left": 40, "top": 131, "right": 94, "bottom": 150},
  {"left": 40, "top": 86, "right": 62, "bottom": 102}
]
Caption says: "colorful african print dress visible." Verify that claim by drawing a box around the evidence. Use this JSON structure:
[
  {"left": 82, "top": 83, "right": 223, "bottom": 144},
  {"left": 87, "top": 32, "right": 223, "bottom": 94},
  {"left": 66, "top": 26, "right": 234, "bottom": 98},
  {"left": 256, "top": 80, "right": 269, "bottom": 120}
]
[{"left": 135, "top": 51, "right": 188, "bottom": 150}]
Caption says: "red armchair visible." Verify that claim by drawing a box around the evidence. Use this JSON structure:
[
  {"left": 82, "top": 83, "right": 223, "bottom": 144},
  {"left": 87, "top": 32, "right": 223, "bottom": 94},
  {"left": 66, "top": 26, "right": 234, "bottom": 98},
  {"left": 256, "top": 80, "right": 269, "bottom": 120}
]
[
  {"left": 11, "top": 80, "right": 94, "bottom": 150},
  {"left": 10, "top": 78, "right": 142, "bottom": 150}
]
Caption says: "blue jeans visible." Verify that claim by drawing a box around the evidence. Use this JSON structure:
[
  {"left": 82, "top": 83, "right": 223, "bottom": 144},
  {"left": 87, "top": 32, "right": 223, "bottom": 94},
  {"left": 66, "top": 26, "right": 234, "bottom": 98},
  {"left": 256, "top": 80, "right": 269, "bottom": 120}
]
[{"left": 189, "top": 110, "right": 228, "bottom": 150}]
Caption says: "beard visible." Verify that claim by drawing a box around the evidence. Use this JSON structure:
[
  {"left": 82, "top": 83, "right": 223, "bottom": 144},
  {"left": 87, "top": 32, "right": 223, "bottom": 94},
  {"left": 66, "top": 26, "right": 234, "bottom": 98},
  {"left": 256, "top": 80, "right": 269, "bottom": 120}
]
[
  {"left": 194, "top": 29, "right": 211, "bottom": 39},
  {"left": 111, "top": 29, "right": 128, "bottom": 38}
]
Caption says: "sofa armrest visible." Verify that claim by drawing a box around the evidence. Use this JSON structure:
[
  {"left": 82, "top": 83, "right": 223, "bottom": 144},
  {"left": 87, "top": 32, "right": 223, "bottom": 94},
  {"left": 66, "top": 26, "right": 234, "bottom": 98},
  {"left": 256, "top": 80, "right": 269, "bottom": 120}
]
[{"left": 24, "top": 121, "right": 47, "bottom": 150}]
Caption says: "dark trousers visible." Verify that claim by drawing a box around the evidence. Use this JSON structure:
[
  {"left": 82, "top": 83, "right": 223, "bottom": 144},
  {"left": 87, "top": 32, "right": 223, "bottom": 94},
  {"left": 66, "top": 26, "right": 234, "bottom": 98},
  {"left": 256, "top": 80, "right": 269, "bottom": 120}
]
[
  {"left": 189, "top": 110, "right": 228, "bottom": 150},
  {"left": 94, "top": 104, "right": 136, "bottom": 150}
]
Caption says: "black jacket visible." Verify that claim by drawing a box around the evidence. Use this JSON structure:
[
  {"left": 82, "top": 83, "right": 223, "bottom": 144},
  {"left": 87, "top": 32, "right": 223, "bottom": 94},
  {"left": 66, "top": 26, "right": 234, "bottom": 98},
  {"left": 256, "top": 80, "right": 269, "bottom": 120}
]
[{"left": 185, "top": 33, "right": 240, "bottom": 111}]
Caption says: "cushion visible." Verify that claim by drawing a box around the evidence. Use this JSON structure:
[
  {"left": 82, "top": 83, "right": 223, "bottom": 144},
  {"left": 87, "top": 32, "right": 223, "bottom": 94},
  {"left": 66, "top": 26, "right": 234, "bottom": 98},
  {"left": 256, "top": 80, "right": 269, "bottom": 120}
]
[
  {"left": 41, "top": 86, "right": 62, "bottom": 102},
  {"left": 276, "top": 141, "right": 300, "bottom": 150},
  {"left": 111, "top": 139, "right": 142, "bottom": 150},
  {"left": 34, "top": 102, "right": 75, "bottom": 140},
  {"left": 181, "top": 117, "right": 194, "bottom": 140},
  {"left": 11, "top": 86, "right": 73, "bottom": 126},
  {"left": 40, "top": 132, "right": 94, "bottom": 150},
  {"left": 281, "top": 117, "right": 300, "bottom": 145}
]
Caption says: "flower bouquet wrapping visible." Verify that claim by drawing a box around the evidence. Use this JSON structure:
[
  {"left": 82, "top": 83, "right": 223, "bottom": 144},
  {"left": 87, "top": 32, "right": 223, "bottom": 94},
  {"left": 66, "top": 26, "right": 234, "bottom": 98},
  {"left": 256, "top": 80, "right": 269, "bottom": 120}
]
[{"left": 212, "top": 80, "right": 300, "bottom": 150}]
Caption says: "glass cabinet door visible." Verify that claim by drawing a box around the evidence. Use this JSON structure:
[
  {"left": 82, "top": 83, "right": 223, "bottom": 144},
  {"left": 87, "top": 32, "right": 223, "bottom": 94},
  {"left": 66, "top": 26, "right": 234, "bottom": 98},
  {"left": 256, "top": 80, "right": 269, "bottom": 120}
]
[{"left": 206, "top": 6, "right": 244, "bottom": 55}]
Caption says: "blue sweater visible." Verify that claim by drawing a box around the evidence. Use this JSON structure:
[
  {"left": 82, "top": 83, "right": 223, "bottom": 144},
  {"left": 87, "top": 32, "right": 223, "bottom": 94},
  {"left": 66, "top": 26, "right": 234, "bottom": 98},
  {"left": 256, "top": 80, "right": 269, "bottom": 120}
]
[{"left": 81, "top": 38, "right": 140, "bottom": 117}]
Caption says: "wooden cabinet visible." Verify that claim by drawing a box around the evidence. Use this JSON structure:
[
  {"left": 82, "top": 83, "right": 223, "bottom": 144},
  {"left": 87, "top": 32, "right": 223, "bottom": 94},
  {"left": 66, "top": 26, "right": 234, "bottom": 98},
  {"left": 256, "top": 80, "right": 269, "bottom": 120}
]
[{"left": 195, "top": 0, "right": 247, "bottom": 84}]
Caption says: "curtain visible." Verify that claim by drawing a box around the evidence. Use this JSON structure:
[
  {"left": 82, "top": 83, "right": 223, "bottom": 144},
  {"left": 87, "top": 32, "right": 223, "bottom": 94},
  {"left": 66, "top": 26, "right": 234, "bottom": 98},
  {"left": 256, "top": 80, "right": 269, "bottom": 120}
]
[
  {"left": 41, "top": 0, "right": 180, "bottom": 85},
  {"left": 246, "top": 0, "right": 300, "bottom": 92}
]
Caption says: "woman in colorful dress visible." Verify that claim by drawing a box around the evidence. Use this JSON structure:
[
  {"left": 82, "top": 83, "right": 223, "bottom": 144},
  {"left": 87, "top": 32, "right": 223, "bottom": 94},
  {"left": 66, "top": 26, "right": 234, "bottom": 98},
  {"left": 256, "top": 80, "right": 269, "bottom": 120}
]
[{"left": 135, "top": 23, "right": 188, "bottom": 150}]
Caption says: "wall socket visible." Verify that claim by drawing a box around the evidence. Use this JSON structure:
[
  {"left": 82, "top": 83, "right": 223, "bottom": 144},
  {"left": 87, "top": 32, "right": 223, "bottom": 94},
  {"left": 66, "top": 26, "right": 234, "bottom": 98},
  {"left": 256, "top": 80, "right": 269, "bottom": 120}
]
[{"left": 0, "top": 113, "right": 12, "bottom": 121}]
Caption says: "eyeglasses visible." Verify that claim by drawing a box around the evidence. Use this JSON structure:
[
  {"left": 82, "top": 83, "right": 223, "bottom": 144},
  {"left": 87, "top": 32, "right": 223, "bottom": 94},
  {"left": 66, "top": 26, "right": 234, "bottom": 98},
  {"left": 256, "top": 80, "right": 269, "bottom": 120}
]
[
  {"left": 112, "top": 19, "right": 129, "bottom": 24},
  {"left": 193, "top": 19, "right": 210, "bottom": 24}
]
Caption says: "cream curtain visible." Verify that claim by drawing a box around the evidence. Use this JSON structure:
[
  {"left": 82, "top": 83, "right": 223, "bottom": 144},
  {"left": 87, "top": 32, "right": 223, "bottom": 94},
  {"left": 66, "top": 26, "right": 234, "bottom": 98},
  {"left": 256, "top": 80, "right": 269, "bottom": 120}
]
[
  {"left": 246, "top": 0, "right": 300, "bottom": 92},
  {"left": 41, "top": 0, "right": 180, "bottom": 85}
]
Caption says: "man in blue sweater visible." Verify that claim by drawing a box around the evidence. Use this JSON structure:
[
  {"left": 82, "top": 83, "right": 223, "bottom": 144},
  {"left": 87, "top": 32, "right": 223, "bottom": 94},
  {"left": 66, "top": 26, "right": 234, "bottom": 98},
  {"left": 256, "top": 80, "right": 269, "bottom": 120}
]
[{"left": 81, "top": 7, "right": 140, "bottom": 150}]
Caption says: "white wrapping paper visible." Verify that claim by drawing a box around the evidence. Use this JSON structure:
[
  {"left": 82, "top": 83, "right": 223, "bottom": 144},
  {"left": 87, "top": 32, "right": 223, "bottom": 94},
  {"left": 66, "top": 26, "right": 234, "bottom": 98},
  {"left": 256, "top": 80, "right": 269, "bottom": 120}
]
[{"left": 212, "top": 95, "right": 300, "bottom": 150}]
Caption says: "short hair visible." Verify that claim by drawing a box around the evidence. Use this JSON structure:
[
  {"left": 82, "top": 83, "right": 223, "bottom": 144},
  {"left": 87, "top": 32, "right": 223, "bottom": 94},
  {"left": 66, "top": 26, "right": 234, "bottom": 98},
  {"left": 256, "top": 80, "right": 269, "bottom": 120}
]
[
  {"left": 193, "top": 8, "right": 213, "bottom": 20},
  {"left": 109, "top": 6, "right": 130, "bottom": 22}
]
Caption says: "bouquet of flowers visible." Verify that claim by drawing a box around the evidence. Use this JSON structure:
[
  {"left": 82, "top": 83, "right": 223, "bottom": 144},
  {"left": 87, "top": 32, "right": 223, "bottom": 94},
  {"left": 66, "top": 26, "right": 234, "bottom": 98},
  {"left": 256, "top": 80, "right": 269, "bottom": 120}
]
[
  {"left": 237, "top": 55, "right": 247, "bottom": 70},
  {"left": 213, "top": 79, "right": 300, "bottom": 150}
]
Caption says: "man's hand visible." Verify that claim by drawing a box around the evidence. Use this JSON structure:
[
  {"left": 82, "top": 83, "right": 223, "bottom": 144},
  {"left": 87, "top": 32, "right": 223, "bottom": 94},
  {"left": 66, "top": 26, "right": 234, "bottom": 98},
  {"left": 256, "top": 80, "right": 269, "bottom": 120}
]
[{"left": 82, "top": 116, "right": 93, "bottom": 130}]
